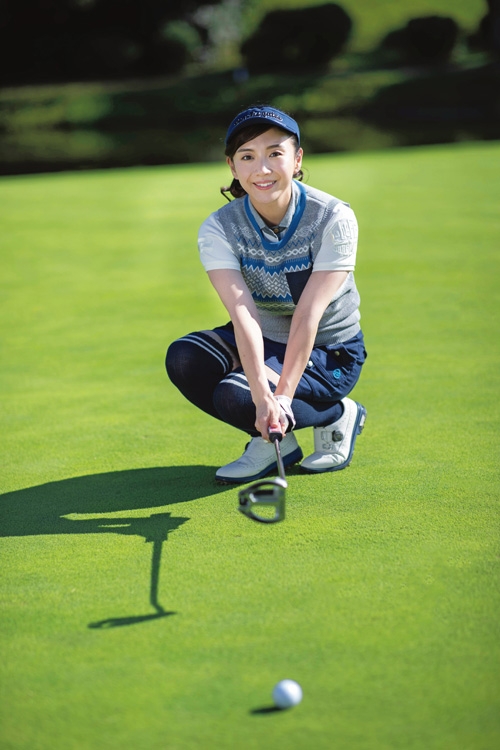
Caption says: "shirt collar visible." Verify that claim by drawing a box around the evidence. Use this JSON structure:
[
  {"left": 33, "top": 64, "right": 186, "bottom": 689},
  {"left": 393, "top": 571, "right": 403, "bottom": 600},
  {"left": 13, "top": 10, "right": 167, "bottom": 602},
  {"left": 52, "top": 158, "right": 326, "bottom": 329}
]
[{"left": 247, "top": 181, "right": 300, "bottom": 242}]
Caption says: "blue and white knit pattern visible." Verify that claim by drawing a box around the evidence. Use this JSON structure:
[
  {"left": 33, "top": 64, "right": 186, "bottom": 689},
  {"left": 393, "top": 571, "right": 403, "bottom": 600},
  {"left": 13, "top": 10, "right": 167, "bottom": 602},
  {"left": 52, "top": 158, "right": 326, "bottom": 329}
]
[
  {"left": 238, "top": 241, "right": 314, "bottom": 310},
  {"left": 217, "top": 184, "right": 330, "bottom": 312},
  {"left": 216, "top": 182, "right": 361, "bottom": 345}
]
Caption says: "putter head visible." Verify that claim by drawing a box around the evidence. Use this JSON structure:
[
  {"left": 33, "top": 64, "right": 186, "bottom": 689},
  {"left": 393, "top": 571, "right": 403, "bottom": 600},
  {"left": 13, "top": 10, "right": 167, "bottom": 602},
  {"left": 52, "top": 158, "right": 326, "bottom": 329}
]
[{"left": 238, "top": 477, "right": 287, "bottom": 524}]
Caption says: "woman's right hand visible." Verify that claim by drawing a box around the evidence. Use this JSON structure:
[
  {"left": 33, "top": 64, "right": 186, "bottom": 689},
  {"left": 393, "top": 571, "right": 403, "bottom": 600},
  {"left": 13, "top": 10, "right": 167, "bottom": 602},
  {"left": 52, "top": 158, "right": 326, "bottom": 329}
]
[{"left": 254, "top": 394, "right": 286, "bottom": 440}]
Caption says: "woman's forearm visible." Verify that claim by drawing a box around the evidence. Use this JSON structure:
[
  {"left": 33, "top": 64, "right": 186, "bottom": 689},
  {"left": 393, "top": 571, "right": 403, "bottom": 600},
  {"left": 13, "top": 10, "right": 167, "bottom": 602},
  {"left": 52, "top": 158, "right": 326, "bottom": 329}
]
[
  {"left": 231, "top": 304, "right": 272, "bottom": 400},
  {"left": 232, "top": 305, "right": 282, "bottom": 435},
  {"left": 275, "top": 313, "right": 317, "bottom": 399},
  {"left": 276, "top": 270, "right": 349, "bottom": 400},
  {"left": 207, "top": 268, "right": 280, "bottom": 435}
]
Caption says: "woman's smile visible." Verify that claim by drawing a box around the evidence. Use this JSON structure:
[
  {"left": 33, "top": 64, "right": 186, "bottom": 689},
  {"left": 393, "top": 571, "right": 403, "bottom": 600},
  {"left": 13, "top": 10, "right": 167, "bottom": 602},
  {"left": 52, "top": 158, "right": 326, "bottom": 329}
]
[{"left": 254, "top": 180, "right": 277, "bottom": 189}]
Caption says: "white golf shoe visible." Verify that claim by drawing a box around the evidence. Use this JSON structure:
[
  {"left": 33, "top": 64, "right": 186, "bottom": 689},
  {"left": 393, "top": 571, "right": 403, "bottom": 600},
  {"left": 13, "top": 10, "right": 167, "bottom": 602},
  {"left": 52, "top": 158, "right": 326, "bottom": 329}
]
[
  {"left": 301, "top": 397, "right": 366, "bottom": 473},
  {"left": 216, "top": 432, "right": 303, "bottom": 484}
]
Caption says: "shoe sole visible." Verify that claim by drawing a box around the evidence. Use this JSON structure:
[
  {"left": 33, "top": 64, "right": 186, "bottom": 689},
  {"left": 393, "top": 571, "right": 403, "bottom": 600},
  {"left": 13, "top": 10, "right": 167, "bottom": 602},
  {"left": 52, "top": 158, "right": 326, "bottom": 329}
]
[
  {"left": 301, "top": 403, "right": 367, "bottom": 474},
  {"left": 215, "top": 446, "right": 304, "bottom": 485}
]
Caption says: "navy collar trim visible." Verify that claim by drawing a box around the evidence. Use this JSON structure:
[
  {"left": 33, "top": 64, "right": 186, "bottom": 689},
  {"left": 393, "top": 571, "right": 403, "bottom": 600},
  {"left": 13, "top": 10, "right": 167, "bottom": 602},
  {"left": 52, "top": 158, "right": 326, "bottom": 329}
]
[{"left": 244, "top": 181, "right": 307, "bottom": 251}]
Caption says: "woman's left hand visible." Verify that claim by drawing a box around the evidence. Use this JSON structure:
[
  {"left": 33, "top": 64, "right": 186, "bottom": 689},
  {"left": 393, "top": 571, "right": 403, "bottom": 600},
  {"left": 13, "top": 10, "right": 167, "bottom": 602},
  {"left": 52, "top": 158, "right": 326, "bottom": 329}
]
[{"left": 275, "top": 395, "right": 295, "bottom": 431}]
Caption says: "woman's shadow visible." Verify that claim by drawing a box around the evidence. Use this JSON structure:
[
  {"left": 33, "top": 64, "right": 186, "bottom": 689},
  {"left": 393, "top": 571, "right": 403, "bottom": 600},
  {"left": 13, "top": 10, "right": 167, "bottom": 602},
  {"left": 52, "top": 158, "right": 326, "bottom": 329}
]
[{"left": 0, "top": 465, "right": 228, "bottom": 628}]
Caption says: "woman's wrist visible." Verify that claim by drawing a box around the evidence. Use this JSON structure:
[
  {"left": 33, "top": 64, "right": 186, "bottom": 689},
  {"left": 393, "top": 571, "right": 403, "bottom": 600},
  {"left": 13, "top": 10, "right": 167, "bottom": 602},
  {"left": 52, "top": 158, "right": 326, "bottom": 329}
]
[{"left": 253, "top": 390, "right": 276, "bottom": 409}]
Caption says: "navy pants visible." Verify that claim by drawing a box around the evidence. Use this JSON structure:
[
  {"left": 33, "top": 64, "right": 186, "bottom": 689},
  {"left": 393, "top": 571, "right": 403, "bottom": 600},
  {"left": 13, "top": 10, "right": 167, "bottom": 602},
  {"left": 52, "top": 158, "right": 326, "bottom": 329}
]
[{"left": 166, "top": 325, "right": 366, "bottom": 436}]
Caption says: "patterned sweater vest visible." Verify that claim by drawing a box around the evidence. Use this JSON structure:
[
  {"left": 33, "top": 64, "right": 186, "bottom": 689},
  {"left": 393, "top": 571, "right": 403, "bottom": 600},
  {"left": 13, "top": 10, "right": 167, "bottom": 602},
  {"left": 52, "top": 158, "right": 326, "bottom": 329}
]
[{"left": 215, "top": 182, "right": 361, "bottom": 345}]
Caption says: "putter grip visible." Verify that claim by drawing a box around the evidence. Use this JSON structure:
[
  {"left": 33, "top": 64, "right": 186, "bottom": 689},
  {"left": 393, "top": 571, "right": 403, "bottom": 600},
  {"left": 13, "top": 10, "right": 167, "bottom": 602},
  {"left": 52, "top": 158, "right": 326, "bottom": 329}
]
[{"left": 268, "top": 430, "right": 282, "bottom": 443}]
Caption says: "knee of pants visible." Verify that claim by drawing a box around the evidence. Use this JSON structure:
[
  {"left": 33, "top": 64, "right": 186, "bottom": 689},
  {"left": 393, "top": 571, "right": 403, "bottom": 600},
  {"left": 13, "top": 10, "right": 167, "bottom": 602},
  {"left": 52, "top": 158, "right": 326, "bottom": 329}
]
[
  {"left": 165, "top": 332, "right": 233, "bottom": 386},
  {"left": 165, "top": 340, "right": 188, "bottom": 385},
  {"left": 213, "top": 372, "right": 256, "bottom": 430}
]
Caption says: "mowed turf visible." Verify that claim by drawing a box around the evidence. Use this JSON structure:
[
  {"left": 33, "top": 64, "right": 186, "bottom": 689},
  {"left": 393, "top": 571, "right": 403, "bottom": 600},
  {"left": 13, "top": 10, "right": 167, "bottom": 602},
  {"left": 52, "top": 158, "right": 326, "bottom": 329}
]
[{"left": 1, "top": 142, "right": 499, "bottom": 749}]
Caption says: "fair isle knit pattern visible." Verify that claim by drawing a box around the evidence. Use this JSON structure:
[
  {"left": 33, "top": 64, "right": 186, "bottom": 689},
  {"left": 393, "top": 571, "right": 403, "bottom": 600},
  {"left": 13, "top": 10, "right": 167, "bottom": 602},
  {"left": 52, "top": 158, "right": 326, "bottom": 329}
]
[
  {"left": 217, "top": 183, "right": 314, "bottom": 312},
  {"left": 215, "top": 182, "right": 361, "bottom": 345}
]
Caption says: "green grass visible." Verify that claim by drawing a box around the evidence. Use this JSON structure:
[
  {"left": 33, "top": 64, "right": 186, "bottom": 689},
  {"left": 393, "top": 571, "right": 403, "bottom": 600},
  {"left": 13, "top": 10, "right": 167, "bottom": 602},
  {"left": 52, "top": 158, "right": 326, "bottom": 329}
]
[{"left": 1, "top": 142, "right": 499, "bottom": 749}]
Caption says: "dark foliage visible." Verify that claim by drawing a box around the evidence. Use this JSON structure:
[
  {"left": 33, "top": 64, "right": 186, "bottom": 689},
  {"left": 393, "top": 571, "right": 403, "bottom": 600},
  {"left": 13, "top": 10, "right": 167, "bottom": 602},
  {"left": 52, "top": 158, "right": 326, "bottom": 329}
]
[
  {"left": 358, "top": 63, "right": 500, "bottom": 144},
  {"left": 468, "top": 0, "right": 500, "bottom": 56},
  {"left": 241, "top": 3, "right": 352, "bottom": 74},
  {"left": 0, "top": 0, "right": 217, "bottom": 86},
  {"left": 380, "top": 15, "right": 459, "bottom": 65}
]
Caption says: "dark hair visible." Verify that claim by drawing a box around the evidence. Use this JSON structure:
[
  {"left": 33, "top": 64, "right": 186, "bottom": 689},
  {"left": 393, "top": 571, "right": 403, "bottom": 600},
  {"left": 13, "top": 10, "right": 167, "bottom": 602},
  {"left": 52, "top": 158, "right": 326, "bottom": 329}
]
[{"left": 221, "top": 123, "right": 303, "bottom": 201}]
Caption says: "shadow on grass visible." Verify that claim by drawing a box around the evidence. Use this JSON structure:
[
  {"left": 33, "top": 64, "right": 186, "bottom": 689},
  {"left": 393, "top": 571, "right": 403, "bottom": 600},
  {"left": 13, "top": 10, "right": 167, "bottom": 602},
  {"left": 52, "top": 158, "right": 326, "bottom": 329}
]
[
  {"left": 0, "top": 466, "right": 228, "bottom": 627},
  {"left": 251, "top": 706, "right": 283, "bottom": 715},
  {"left": 87, "top": 510, "right": 181, "bottom": 629}
]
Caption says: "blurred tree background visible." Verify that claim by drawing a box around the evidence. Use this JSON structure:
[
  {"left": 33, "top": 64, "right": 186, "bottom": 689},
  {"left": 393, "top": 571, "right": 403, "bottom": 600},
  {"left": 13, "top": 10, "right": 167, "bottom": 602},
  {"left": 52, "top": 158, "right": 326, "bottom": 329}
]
[
  {"left": 0, "top": 0, "right": 220, "bottom": 85},
  {"left": 0, "top": 0, "right": 498, "bottom": 174}
]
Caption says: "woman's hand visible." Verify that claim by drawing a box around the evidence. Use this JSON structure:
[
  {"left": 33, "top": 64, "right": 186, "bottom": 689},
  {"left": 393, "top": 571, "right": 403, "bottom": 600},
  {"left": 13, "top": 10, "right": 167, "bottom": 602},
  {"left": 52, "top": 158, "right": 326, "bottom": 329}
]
[
  {"left": 254, "top": 394, "right": 281, "bottom": 440},
  {"left": 254, "top": 394, "right": 294, "bottom": 440},
  {"left": 275, "top": 395, "right": 296, "bottom": 431}
]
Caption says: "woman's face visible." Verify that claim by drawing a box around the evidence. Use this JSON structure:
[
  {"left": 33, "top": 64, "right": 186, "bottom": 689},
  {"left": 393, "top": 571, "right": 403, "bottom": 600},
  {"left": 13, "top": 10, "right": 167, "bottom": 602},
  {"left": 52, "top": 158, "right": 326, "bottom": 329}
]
[{"left": 227, "top": 127, "right": 303, "bottom": 221}]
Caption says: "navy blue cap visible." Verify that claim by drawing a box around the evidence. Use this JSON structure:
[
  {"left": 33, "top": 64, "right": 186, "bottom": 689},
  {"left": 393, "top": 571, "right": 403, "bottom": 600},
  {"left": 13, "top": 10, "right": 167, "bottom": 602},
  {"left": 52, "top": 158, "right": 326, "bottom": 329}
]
[{"left": 225, "top": 106, "right": 300, "bottom": 146}]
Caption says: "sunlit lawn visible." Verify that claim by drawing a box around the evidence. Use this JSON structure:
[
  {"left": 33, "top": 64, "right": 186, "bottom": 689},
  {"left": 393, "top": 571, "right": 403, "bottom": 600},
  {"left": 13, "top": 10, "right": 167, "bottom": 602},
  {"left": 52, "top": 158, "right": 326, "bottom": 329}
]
[{"left": 1, "top": 141, "right": 499, "bottom": 749}]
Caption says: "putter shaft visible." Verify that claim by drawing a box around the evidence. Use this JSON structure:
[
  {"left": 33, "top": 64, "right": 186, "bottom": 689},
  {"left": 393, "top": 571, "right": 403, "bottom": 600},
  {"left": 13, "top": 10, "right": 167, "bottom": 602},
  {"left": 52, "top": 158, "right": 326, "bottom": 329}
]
[{"left": 269, "top": 431, "right": 286, "bottom": 484}]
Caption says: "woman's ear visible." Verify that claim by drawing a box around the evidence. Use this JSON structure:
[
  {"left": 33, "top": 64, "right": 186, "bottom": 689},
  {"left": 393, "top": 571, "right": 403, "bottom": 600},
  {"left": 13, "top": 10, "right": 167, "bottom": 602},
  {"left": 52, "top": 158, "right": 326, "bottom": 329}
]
[
  {"left": 294, "top": 148, "right": 303, "bottom": 175},
  {"left": 226, "top": 156, "right": 238, "bottom": 179}
]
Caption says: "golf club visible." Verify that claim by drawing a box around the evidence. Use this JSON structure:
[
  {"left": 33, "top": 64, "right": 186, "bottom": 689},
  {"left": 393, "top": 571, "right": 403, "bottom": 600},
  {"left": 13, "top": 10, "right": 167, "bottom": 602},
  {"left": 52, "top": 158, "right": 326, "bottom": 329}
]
[{"left": 238, "top": 430, "right": 287, "bottom": 524}]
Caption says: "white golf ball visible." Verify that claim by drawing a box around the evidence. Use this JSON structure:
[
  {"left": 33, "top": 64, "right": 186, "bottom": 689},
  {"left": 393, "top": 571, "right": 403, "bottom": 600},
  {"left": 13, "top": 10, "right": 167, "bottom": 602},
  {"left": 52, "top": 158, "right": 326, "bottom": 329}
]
[{"left": 272, "top": 679, "right": 303, "bottom": 709}]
